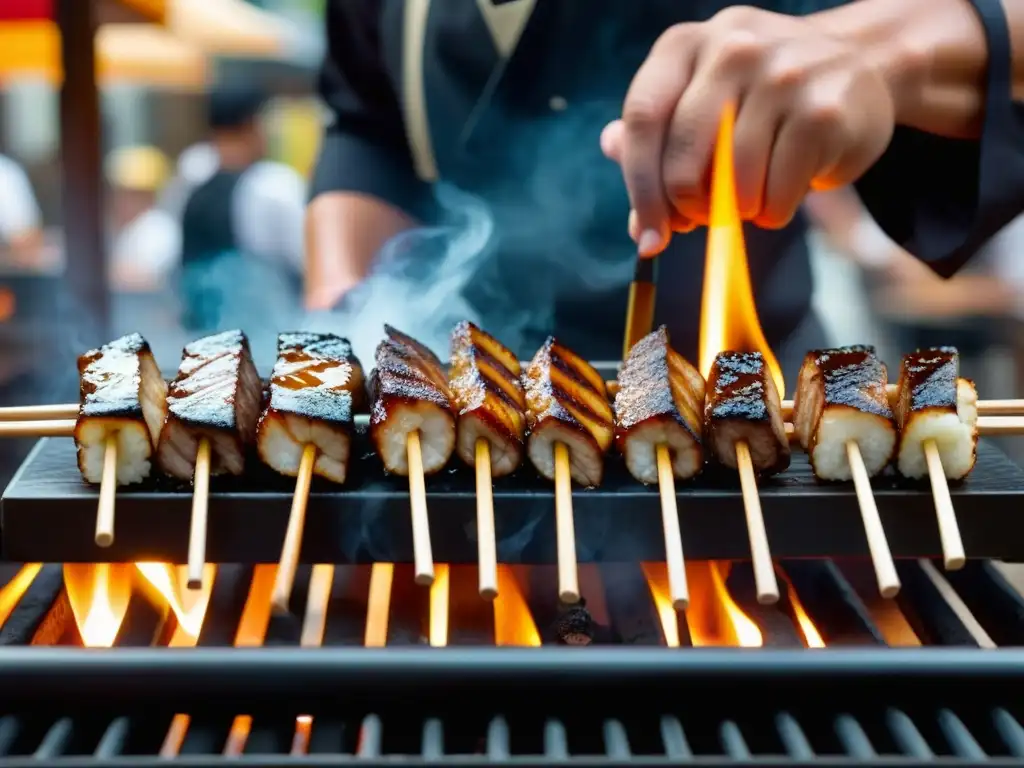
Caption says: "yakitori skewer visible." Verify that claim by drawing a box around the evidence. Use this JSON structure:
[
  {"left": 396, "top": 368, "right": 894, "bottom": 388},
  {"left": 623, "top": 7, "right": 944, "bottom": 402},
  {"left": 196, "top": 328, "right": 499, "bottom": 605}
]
[
  {"left": 893, "top": 348, "right": 976, "bottom": 571},
  {"left": 792, "top": 346, "right": 900, "bottom": 597},
  {"left": 524, "top": 337, "right": 614, "bottom": 604},
  {"left": 615, "top": 326, "right": 706, "bottom": 610},
  {"left": 257, "top": 332, "right": 365, "bottom": 614},
  {"left": 157, "top": 331, "right": 262, "bottom": 589},
  {"left": 369, "top": 325, "right": 456, "bottom": 587},
  {"left": 448, "top": 321, "right": 526, "bottom": 599}
]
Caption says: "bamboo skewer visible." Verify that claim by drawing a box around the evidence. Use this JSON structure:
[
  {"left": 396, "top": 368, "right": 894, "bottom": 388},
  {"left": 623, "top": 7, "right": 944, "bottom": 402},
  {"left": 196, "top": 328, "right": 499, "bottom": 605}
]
[
  {"left": 735, "top": 441, "right": 779, "bottom": 604},
  {"left": 94, "top": 434, "right": 118, "bottom": 547},
  {"left": 186, "top": 439, "right": 212, "bottom": 590},
  {"left": 553, "top": 441, "right": 580, "bottom": 604},
  {"left": 845, "top": 441, "right": 900, "bottom": 597},
  {"left": 474, "top": 439, "right": 499, "bottom": 600},
  {"left": 0, "top": 404, "right": 77, "bottom": 421},
  {"left": 0, "top": 419, "right": 77, "bottom": 437},
  {"left": 656, "top": 444, "right": 689, "bottom": 610},
  {"left": 406, "top": 430, "right": 435, "bottom": 587},
  {"left": 923, "top": 439, "right": 966, "bottom": 570},
  {"left": 271, "top": 443, "right": 317, "bottom": 615}
]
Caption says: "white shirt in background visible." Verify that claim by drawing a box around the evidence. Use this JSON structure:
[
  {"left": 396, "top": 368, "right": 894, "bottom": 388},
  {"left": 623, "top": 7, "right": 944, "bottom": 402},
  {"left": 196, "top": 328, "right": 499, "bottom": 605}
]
[
  {"left": 979, "top": 213, "right": 1024, "bottom": 319},
  {"left": 110, "top": 209, "right": 182, "bottom": 291},
  {"left": 0, "top": 153, "right": 41, "bottom": 244}
]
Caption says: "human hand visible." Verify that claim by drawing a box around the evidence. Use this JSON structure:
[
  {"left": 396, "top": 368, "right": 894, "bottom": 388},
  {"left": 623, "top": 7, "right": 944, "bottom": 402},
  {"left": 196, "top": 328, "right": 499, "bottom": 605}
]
[{"left": 601, "top": 6, "right": 899, "bottom": 256}]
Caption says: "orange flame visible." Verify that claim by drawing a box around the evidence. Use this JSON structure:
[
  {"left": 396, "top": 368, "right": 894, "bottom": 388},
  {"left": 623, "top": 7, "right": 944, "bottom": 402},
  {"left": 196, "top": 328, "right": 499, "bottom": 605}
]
[
  {"left": 782, "top": 574, "right": 825, "bottom": 648},
  {"left": 63, "top": 563, "right": 132, "bottom": 647},
  {"left": 493, "top": 566, "right": 541, "bottom": 646},
  {"left": 429, "top": 564, "right": 450, "bottom": 647},
  {"left": 0, "top": 564, "right": 41, "bottom": 628},
  {"left": 698, "top": 102, "right": 786, "bottom": 397},
  {"left": 134, "top": 563, "right": 215, "bottom": 645}
]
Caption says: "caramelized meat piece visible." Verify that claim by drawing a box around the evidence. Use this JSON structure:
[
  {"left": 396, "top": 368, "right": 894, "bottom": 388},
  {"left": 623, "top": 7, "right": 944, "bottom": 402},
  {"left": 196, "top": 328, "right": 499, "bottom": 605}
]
[
  {"left": 792, "top": 345, "right": 896, "bottom": 480},
  {"left": 449, "top": 321, "right": 526, "bottom": 478},
  {"left": 614, "top": 326, "right": 705, "bottom": 484},
  {"left": 156, "top": 330, "right": 262, "bottom": 480},
  {"left": 523, "top": 337, "right": 613, "bottom": 486},
  {"left": 257, "top": 332, "right": 364, "bottom": 484},
  {"left": 704, "top": 351, "right": 790, "bottom": 475},
  {"left": 75, "top": 333, "right": 168, "bottom": 485},
  {"left": 894, "top": 347, "right": 978, "bottom": 479},
  {"left": 369, "top": 324, "right": 455, "bottom": 475}
]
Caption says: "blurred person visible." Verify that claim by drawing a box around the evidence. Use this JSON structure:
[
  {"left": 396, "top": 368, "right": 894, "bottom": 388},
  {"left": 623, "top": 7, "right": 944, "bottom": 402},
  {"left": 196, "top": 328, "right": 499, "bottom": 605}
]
[
  {"left": 306, "top": 0, "right": 1023, "bottom": 379},
  {"left": 0, "top": 152, "right": 43, "bottom": 267},
  {"left": 106, "top": 146, "right": 181, "bottom": 292}
]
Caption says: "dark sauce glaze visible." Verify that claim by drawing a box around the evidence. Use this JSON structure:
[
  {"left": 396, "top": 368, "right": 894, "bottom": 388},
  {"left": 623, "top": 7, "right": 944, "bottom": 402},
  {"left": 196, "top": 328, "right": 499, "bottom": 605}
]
[
  {"left": 706, "top": 351, "right": 771, "bottom": 422},
  {"left": 899, "top": 346, "right": 959, "bottom": 418},
  {"left": 264, "top": 332, "right": 364, "bottom": 427},
  {"left": 369, "top": 325, "right": 454, "bottom": 429},
  {"left": 812, "top": 345, "right": 892, "bottom": 418},
  {"left": 166, "top": 329, "right": 255, "bottom": 431},
  {"left": 77, "top": 332, "right": 150, "bottom": 420}
]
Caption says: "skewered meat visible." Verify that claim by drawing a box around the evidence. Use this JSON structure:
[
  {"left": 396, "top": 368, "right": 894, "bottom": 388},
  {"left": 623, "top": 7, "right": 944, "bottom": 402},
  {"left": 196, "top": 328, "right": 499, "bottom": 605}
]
[
  {"left": 156, "top": 330, "right": 262, "bottom": 480},
  {"left": 75, "top": 333, "right": 168, "bottom": 485},
  {"left": 792, "top": 345, "right": 896, "bottom": 480},
  {"left": 523, "top": 337, "right": 613, "bottom": 486},
  {"left": 369, "top": 324, "right": 455, "bottom": 475},
  {"left": 704, "top": 351, "right": 790, "bottom": 475},
  {"left": 257, "top": 332, "right": 364, "bottom": 484},
  {"left": 894, "top": 347, "right": 978, "bottom": 479},
  {"left": 449, "top": 321, "right": 526, "bottom": 478},
  {"left": 614, "top": 326, "right": 705, "bottom": 484}
]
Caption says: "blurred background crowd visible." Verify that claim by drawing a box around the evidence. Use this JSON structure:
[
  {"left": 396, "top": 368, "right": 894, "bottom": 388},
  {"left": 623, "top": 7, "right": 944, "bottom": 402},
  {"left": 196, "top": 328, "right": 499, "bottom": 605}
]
[{"left": 0, "top": 0, "right": 1022, "bottom": 483}]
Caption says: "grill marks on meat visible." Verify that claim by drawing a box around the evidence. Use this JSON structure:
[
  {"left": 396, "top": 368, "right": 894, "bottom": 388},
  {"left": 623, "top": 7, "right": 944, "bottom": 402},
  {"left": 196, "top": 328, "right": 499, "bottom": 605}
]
[
  {"left": 75, "top": 333, "right": 168, "bottom": 485},
  {"left": 614, "top": 326, "right": 705, "bottom": 484},
  {"left": 894, "top": 347, "right": 978, "bottom": 480},
  {"left": 257, "top": 332, "right": 364, "bottom": 484},
  {"left": 793, "top": 345, "right": 896, "bottom": 481},
  {"left": 448, "top": 321, "right": 526, "bottom": 478},
  {"left": 705, "top": 351, "right": 790, "bottom": 476},
  {"left": 524, "top": 337, "right": 613, "bottom": 486},
  {"left": 369, "top": 324, "right": 455, "bottom": 475},
  {"left": 156, "top": 330, "right": 262, "bottom": 480}
]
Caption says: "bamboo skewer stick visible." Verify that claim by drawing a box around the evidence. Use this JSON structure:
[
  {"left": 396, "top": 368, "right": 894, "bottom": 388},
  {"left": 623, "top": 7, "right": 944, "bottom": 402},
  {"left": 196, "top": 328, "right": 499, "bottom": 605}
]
[
  {"left": 271, "top": 444, "right": 317, "bottom": 614},
  {"left": 656, "top": 444, "right": 689, "bottom": 610},
  {"left": 94, "top": 434, "right": 118, "bottom": 547},
  {"left": 553, "top": 441, "right": 580, "bottom": 604},
  {"left": 846, "top": 441, "right": 900, "bottom": 597},
  {"left": 474, "top": 439, "right": 499, "bottom": 600},
  {"left": 923, "top": 439, "right": 966, "bottom": 570},
  {"left": 186, "top": 439, "right": 212, "bottom": 590},
  {"left": 0, "top": 419, "right": 77, "bottom": 437},
  {"left": 735, "top": 441, "right": 779, "bottom": 604},
  {"left": 0, "top": 404, "right": 77, "bottom": 421},
  {"left": 406, "top": 430, "right": 434, "bottom": 587}
]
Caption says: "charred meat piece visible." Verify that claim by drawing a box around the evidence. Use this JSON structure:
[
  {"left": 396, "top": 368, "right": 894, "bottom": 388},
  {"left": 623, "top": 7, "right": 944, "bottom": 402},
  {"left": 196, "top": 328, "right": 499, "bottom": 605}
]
[
  {"left": 614, "top": 326, "right": 705, "bottom": 484},
  {"left": 894, "top": 347, "right": 978, "bottom": 480},
  {"left": 523, "top": 337, "right": 613, "bottom": 487},
  {"left": 369, "top": 324, "right": 455, "bottom": 475},
  {"left": 75, "top": 333, "right": 168, "bottom": 485},
  {"left": 792, "top": 345, "right": 896, "bottom": 480},
  {"left": 704, "top": 351, "right": 790, "bottom": 476},
  {"left": 156, "top": 330, "right": 262, "bottom": 480},
  {"left": 448, "top": 321, "right": 526, "bottom": 478},
  {"left": 257, "top": 332, "right": 364, "bottom": 484}
]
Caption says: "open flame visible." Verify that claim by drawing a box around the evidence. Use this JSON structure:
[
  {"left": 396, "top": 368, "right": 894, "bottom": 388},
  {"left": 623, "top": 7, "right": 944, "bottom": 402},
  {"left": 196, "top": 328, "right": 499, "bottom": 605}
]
[
  {"left": 493, "top": 566, "right": 541, "bottom": 646},
  {"left": 63, "top": 564, "right": 133, "bottom": 647},
  {"left": 698, "top": 102, "right": 786, "bottom": 396}
]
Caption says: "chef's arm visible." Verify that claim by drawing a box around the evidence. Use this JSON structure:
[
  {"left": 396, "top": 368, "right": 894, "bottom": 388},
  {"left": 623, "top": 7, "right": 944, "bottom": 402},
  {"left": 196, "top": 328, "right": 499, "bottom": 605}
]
[{"left": 306, "top": 0, "right": 429, "bottom": 310}]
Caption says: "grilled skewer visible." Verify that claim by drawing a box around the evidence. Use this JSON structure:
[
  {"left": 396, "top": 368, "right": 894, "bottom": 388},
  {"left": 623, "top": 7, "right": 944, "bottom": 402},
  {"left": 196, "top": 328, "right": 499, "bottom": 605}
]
[
  {"left": 894, "top": 347, "right": 978, "bottom": 570},
  {"left": 705, "top": 351, "right": 788, "bottom": 604},
  {"left": 369, "top": 324, "right": 456, "bottom": 586},
  {"left": 615, "top": 326, "right": 705, "bottom": 609},
  {"left": 792, "top": 345, "right": 899, "bottom": 597},
  {"left": 449, "top": 321, "right": 526, "bottom": 599},
  {"left": 258, "top": 332, "right": 364, "bottom": 613},
  {"left": 158, "top": 330, "right": 262, "bottom": 588},
  {"left": 524, "top": 337, "right": 614, "bottom": 603},
  {"left": 75, "top": 333, "right": 168, "bottom": 546}
]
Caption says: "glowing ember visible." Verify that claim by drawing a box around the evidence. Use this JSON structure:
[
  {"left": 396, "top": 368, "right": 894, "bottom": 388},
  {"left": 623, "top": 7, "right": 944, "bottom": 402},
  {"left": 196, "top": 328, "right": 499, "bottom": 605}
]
[
  {"left": 364, "top": 563, "right": 394, "bottom": 647},
  {"left": 698, "top": 102, "right": 785, "bottom": 396},
  {"left": 63, "top": 563, "right": 132, "bottom": 647},
  {"left": 493, "top": 566, "right": 541, "bottom": 647},
  {"left": 0, "top": 563, "right": 41, "bottom": 627}
]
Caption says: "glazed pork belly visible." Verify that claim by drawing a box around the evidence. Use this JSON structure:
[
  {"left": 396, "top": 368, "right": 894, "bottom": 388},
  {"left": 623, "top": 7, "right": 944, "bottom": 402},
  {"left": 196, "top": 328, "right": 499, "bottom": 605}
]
[
  {"left": 156, "top": 330, "right": 262, "bottom": 481},
  {"left": 369, "top": 324, "right": 455, "bottom": 475},
  {"left": 792, "top": 345, "right": 896, "bottom": 480},
  {"left": 894, "top": 347, "right": 978, "bottom": 480},
  {"left": 704, "top": 351, "right": 790, "bottom": 476},
  {"left": 523, "top": 337, "right": 613, "bottom": 487},
  {"left": 257, "top": 332, "right": 365, "bottom": 484},
  {"left": 75, "top": 333, "right": 168, "bottom": 485},
  {"left": 614, "top": 326, "right": 705, "bottom": 484},
  {"left": 448, "top": 321, "right": 526, "bottom": 478}
]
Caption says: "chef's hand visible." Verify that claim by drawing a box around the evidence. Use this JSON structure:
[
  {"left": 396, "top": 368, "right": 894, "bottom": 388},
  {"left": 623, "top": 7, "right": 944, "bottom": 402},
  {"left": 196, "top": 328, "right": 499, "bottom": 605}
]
[{"left": 601, "top": 6, "right": 899, "bottom": 256}]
